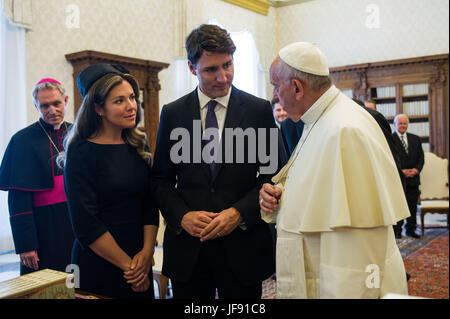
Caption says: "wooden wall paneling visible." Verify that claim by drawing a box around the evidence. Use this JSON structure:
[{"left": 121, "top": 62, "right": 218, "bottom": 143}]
[
  {"left": 353, "top": 69, "right": 368, "bottom": 102},
  {"left": 330, "top": 54, "right": 449, "bottom": 158},
  {"left": 396, "top": 83, "right": 402, "bottom": 115},
  {"left": 429, "top": 62, "right": 448, "bottom": 157}
]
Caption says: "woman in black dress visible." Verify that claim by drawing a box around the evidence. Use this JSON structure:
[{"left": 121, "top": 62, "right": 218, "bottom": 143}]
[{"left": 61, "top": 64, "right": 158, "bottom": 298}]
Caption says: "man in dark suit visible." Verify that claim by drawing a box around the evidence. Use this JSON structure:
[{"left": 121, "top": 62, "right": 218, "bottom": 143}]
[
  {"left": 280, "top": 117, "right": 303, "bottom": 157},
  {"left": 354, "top": 99, "right": 407, "bottom": 238},
  {"left": 271, "top": 99, "right": 287, "bottom": 129},
  {"left": 392, "top": 114, "right": 425, "bottom": 238},
  {"left": 270, "top": 96, "right": 302, "bottom": 157},
  {"left": 151, "top": 24, "right": 279, "bottom": 299},
  {"left": 354, "top": 100, "right": 406, "bottom": 183}
]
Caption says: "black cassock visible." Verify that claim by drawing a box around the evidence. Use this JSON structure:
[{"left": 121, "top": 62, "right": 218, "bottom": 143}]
[
  {"left": 64, "top": 140, "right": 159, "bottom": 299},
  {"left": 0, "top": 119, "right": 74, "bottom": 275}
]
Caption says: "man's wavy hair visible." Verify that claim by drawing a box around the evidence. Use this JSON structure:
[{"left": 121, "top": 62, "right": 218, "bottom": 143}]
[{"left": 186, "top": 24, "right": 236, "bottom": 66}]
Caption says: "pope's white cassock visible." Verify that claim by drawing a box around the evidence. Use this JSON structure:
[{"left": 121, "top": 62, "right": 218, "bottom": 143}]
[{"left": 263, "top": 85, "right": 410, "bottom": 299}]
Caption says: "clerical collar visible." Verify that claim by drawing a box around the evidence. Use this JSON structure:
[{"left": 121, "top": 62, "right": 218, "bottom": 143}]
[
  {"left": 198, "top": 87, "right": 231, "bottom": 110},
  {"left": 39, "top": 118, "right": 64, "bottom": 130},
  {"left": 301, "top": 85, "right": 340, "bottom": 125}
]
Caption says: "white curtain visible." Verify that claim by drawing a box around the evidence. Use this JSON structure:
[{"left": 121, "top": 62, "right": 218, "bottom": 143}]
[
  {"left": 208, "top": 19, "right": 266, "bottom": 99},
  {"left": 2, "top": 0, "right": 33, "bottom": 29},
  {"left": 172, "top": 57, "right": 198, "bottom": 99},
  {"left": 0, "top": 7, "right": 27, "bottom": 253},
  {"left": 172, "top": 20, "right": 267, "bottom": 101},
  {"left": 230, "top": 30, "right": 267, "bottom": 99}
]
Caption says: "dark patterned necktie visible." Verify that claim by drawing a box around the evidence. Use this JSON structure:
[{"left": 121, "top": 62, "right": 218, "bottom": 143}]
[
  {"left": 401, "top": 134, "right": 408, "bottom": 154},
  {"left": 205, "top": 100, "right": 219, "bottom": 175}
]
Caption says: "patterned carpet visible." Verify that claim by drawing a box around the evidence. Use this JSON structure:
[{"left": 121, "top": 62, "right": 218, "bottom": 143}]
[
  {"left": 261, "top": 228, "right": 449, "bottom": 299},
  {"left": 400, "top": 228, "right": 449, "bottom": 299},
  {"left": 261, "top": 275, "right": 276, "bottom": 299}
]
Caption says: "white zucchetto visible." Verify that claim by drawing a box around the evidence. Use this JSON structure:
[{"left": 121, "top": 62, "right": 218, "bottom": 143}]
[{"left": 279, "top": 42, "right": 330, "bottom": 76}]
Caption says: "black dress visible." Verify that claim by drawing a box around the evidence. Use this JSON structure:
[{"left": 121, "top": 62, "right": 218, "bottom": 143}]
[{"left": 64, "top": 140, "right": 158, "bottom": 299}]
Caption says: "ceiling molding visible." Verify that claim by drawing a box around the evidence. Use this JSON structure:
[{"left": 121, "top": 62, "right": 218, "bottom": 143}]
[
  {"left": 221, "top": 0, "right": 313, "bottom": 15},
  {"left": 267, "top": 0, "right": 314, "bottom": 8},
  {"left": 221, "top": 0, "right": 272, "bottom": 16}
]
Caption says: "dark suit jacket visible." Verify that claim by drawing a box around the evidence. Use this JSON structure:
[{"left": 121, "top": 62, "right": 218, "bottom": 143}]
[
  {"left": 363, "top": 107, "right": 405, "bottom": 188},
  {"left": 392, "top": 132, "right": 425, "bottom": 187},
  {"left": 151, "top": 86, "right": 278, "bottom": 285},
  {"left": 280, "top": 118, "right": 303, "bottom": 157}
]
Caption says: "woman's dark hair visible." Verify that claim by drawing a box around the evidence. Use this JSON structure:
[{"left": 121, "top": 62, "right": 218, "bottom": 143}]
[
  {"left": 57, "top": 73, "right": 150, "bottom": 167},
  {"left": 186, "top": 24, "right": 236, "bottom": 66}
]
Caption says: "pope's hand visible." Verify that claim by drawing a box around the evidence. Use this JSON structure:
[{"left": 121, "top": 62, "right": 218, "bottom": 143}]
[{"left": 259, "top": 183, "right": 282, "bottom": 214}]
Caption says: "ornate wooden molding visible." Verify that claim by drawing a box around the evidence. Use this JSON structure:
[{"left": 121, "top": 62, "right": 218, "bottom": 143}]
[
  {"left": 330, "top": 53, "right": 449, "bottom": 159},
  {"left": 352, "top": 69, "right": 368, "bottom": 101},
  {"left": 330, "top": 54, "right": 449, "bottom": 74},
  {"left": 65, "top": 50, "right": 169, "bottom": 155},
  {"left": 66, "top": 50, "right": 169, "bottom": 72}
]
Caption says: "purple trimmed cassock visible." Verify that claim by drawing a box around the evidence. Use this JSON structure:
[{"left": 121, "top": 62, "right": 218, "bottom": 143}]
[{"left": 0, "top": 118, "right": 74, "bottom": 275}]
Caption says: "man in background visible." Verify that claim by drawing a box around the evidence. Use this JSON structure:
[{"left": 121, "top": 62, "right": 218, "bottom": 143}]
[
  {"left": 353, "top": 98, "right": 406, "bottom": 239},
  {"left": 271, "top": 99, "right": 288, "bottom": 128},
  {"left": 392, "top": 114, "right": 425, "bottom": 238},
  {"left": 0, "top": 78, "right": 74, "bottom": 275},
  {"left": 364, "top": 99, "right": 377, "bottom": 110}
]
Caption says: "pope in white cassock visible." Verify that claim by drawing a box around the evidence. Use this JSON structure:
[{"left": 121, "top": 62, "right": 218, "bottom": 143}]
[{"left": 259, "top": 42, "right": 410, "bottom": 299}]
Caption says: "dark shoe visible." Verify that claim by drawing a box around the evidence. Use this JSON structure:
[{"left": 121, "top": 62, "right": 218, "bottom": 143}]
[
  {"left": 406, "top": 230, "right": 420, "bottom": 238},
  {"left": 406, "top": 273, "right": 411, "bottom": 281}
]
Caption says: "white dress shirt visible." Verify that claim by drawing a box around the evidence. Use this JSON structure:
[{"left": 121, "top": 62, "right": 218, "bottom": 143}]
[
  {"left": 197, "top": 87, "right": 247, "bottom": 230},
  {"left": 395, "top": 131, "right": 408, "bottom": 148},
  {"left": 197, "top": 87, "right": 231, "bottom": 140}
]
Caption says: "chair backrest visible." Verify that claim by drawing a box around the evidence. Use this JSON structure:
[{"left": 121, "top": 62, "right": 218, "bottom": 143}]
[
  {"left": 156, "top": 212, "right": 166, "bottom": 247},
  {"left": 419, "top": 152, "right": 449, "bottom": 200}
]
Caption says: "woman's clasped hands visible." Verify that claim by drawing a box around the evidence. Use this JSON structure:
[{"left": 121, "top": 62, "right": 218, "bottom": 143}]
[{"left": 123, "top": 249, "right": 153, "bottom": 292}]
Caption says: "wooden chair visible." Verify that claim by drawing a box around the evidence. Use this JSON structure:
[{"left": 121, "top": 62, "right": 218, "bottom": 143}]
[
  {"left": 152, "top": 213, "right": 170, "bottom": 298},
  {"left": 418, "top": 152, "right": 449, "bottom": 236}
]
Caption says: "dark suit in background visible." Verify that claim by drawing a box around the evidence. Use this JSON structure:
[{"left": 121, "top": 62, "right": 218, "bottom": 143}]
[
  {"left": 363, "top": 107, "right": 405, "bottom": 188},
  {"left": 392, "top": 132, "right": 424, "bottom": 235},
  {"left": 354, "top": 99, "right": 408, "bottom": 238},
  {"left": 152, "top": 86, "right": 278, "bottom": 298},
  {"left": 280, "top": 118, "right": 304, "bottom": 157}
]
